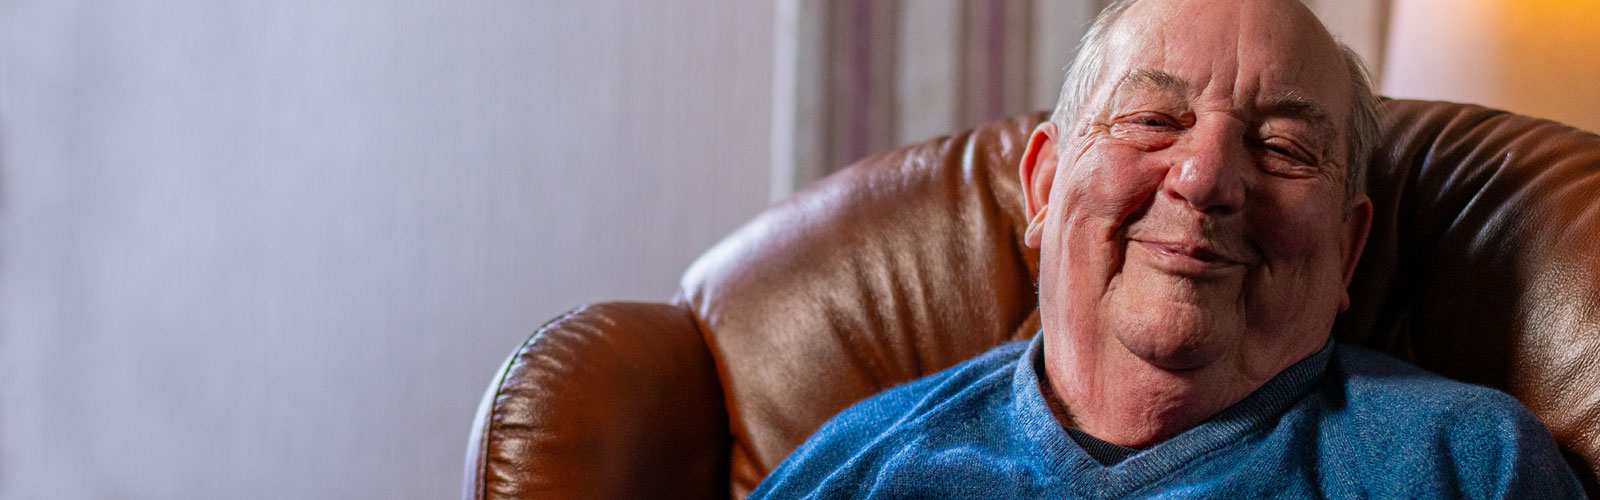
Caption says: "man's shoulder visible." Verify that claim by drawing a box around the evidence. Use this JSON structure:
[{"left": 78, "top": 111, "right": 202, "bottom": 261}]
[
  {"left": 1313, "top": 343, "right": 1583, "bottom": 496},
  {"left": 800, "top": 338, "right": 1029, "bottom": 443},
  {"left": 749, "top": 339, "right": 1033, "bottom": 497},
  {"left": 1324, "top": 342, "right": 1545, "bottom": 436},
  {"left": 1328, "top": 343, "right": 1529, "bottom": 416}
]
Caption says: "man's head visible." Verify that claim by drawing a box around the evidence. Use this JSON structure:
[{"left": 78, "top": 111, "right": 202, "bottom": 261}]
[
  {"left": 1018, "top": 0, "right": 1377, "bottom": 445},
  {"left": 1050, "top": 0, "right": 1381, "bottom": 209}
]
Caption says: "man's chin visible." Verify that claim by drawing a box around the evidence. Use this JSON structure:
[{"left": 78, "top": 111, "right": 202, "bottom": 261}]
[{"left": 1115, "top": 329, "right": 1230, "bottom": 372}]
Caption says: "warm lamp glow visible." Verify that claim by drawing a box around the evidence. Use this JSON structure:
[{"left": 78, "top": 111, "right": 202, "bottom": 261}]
[{"left": 1384, "top": 0, "right": 1600, "bottom": 134}]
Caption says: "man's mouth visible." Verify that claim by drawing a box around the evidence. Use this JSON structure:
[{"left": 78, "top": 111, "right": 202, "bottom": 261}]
[{"left": 1132, "top": 240, "right": 1249, "bottom": 275}]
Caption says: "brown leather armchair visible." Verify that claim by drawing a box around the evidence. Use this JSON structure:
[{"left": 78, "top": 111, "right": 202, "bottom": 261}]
[{"left": 463, "top": 100, "right": 1600, "bottom": 499}]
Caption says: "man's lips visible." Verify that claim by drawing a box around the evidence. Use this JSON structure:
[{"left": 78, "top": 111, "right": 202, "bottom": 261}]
[{"left": 1133, "top": 239, "right": 1251, "bottom": 273}]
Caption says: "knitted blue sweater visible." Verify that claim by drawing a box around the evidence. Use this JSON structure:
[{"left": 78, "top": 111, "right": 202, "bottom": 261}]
[{"left": 750, "top": 334, "right": 1584, "bottom": 499}]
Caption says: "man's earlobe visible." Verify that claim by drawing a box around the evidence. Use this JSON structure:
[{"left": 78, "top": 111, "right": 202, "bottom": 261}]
[
  {"left": 1020, "top": 123, "right": 1059, "bottom": 249},
  {"left": 1338, "top": 194, "right": 1374, "bottom": 311},
  {"left": 1025, "top": 208, "right": 1049, "bottom": 248}
]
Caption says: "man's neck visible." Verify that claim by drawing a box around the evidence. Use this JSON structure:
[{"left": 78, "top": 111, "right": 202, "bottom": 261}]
[{"left": 1038, "top": 335, "right": 1312, "bottom": 448}]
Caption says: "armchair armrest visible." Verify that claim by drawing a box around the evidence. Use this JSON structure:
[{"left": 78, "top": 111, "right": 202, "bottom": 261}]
[{"left": 463, "top": 302, "right": 729, "bottom": 500}]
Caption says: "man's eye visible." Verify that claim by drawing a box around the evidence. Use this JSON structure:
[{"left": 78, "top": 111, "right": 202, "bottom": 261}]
[
  {"left": 1106, "top": 113, "right": 1183, "bottom": 150},
  {"left": 1265, "top": 144, "right": 1299, "bottom": 159},
  {"left": 1133, "top": 115, "right": 1175, "bottom": 128},
  {"left": 1258, "top": 138, "right": 1313, "bottom": 164}
]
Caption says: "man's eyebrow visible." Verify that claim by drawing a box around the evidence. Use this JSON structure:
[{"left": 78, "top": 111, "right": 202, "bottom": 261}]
[
  {"left": 1112, "top": 69, "right": 1338, "bottom": 137},
  {"left": 1114, "top": 68, "right": 1189, "bottom": 96},
  {"left": 1261, "top": 92, "right": 1336, "bottom": 136}
]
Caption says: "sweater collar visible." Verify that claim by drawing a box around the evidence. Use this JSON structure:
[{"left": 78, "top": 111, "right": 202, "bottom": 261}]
[{"left": 1009, "top": 332, "right": 1335, "bottom": 490}]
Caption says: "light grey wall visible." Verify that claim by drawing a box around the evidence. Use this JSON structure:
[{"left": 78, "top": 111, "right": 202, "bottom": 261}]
[{"left": 0, "top": 1, "right": 772, "bottom": 498}]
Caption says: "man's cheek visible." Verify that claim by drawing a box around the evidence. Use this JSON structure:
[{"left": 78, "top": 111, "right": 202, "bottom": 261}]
[
  {"left": 1246, "top": 189, "right": 1341, "bottom": 261},
  {"left": 1066, "top": 149, "right": 1161, "bottom": 225},
  {"left": 1054, "top": 149, "right": 1155, "bottom": 291}
]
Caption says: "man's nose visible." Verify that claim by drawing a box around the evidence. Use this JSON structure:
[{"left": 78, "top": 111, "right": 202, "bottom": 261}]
[{"left": 1163, "top": 122, "right": 1248, "bottom": 215}]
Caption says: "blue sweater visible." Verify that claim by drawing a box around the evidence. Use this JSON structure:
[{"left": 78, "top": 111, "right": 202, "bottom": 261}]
[{"left": 750, "top": 334, "right": 1584, "bottom": 499}]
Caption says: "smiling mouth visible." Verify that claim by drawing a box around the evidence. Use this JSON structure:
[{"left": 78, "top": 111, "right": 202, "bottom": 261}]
[{"left": 1133, "top": 240, "right": 1248, "bottom": 275}]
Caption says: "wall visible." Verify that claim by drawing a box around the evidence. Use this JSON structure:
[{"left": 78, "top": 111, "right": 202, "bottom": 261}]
[
  {"left": 770, "top": 0, "right": 1099, "bottom": 196},
  {"left": 1384, "top": 0, "right": 1600, "bottom": 134},
  {"left": 0, "top": 1, "right": 772, "bottom": 498}
]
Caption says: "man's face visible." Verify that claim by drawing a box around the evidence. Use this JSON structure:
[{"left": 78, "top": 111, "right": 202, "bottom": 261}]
[{"left": 1024, "top": 0, "right": 1372, "bottom": 381}]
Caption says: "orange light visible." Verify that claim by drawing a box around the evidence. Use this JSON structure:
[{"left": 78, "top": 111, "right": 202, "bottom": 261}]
[{"left": 1384, "top": 0, "right": 1600, "bottom": 134}]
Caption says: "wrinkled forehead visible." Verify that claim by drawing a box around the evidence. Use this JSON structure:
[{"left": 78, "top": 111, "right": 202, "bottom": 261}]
[{"left": 1094, "top": 0, "right": 1352, "bottom": 122}]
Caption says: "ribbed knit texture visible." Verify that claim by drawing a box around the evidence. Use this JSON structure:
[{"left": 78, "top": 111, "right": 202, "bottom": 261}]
[
  {"left": 1064, "top": 427, "right": 1138, "bottom": 466},
  {"left": 750, "top": 333, "right": 1585, "bottom": 499}
]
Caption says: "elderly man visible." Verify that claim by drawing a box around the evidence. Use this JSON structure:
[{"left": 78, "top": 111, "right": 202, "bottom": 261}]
[{"left": 750, "top": 0, "right": 1583, "bottom": 497}]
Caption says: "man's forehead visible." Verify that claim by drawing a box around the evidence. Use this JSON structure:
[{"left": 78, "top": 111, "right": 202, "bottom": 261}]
[{"left": 1095, "top": 0, "right": 1352, "bottom": 122}]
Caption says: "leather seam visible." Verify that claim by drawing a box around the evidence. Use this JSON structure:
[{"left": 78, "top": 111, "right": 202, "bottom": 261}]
[{"left": 676, "top": 294, "right": 751, "bottom": 491}]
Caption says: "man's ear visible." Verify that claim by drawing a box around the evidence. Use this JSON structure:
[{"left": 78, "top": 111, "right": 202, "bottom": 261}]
[
  {"left": 1020, "top": 122, "right": 1060, "bottom": 249},
  {"left": 1337, "top": 194, "right": 1374, "bottom": 312}
]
